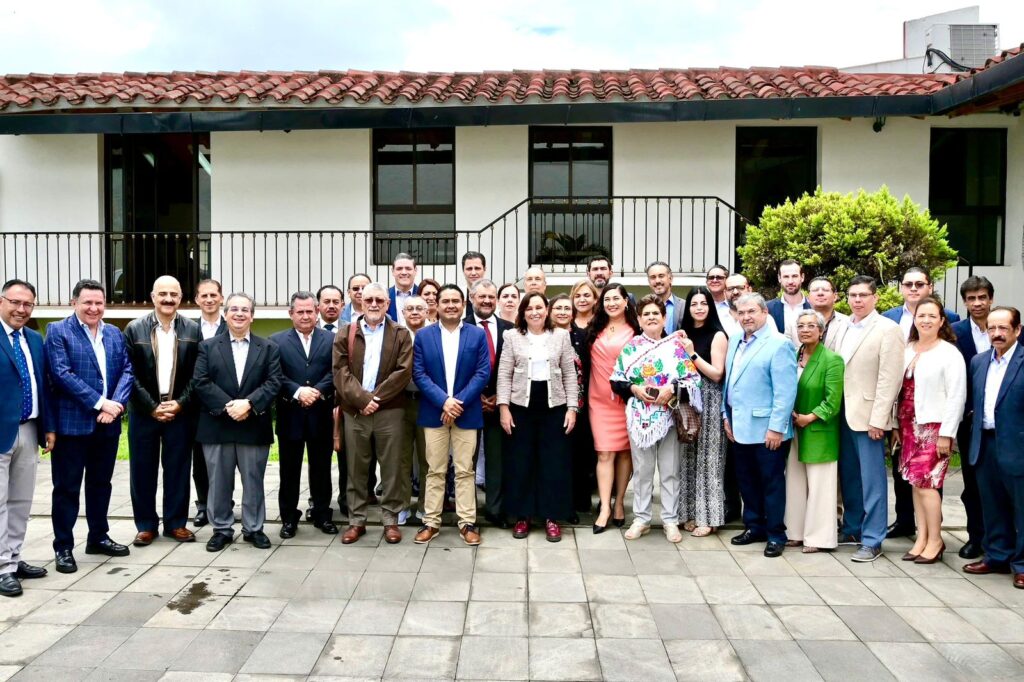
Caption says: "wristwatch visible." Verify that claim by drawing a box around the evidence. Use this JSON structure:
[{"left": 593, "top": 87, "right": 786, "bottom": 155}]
[{"left": 689, "top": 353, "right": 699, "bottom": 362}]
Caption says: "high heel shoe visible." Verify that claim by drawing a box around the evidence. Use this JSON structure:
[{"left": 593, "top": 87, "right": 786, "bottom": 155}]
[
  {"left": 593, "top": 505, "right": 611, "bottom": 535},
  {"left": 901, "top": 552, "right": 919, "bottom": 561},
  {"left": 612, "top": 516, "right": 625, "bottom": 528},
  {"left": 913, "top": 543, "right": 946, "bottom": 564}
]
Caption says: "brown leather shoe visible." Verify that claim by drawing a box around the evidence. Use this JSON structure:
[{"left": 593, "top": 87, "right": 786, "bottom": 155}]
[
  {"left": 384, "top": 525, "right": 402, "bottom": 544},
  {"left": 414, "top": 525, "right": 440, "bottom": 544},
  {"left": 963, "top": 560, "right": 1011, "bottom": 575},
  {"left": 133, "top": 531, "right": 156, "bottom": 547},
  {"left": 1014, "top": 573, "right": 1024, "bottom": 589},
  {"left": 460, "top": 524, "right": 482, "bottom": 546},
  {"left": 341, "top": 525, "right": 366, "bottom": 544},
  {"left": 164, "top": 527, "right": 196, "bottom": 543}
]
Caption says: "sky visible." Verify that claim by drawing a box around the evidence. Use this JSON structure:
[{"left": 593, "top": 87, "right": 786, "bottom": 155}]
[{"left": 0, "top": 0, "right": 1021, "bottom": 74}]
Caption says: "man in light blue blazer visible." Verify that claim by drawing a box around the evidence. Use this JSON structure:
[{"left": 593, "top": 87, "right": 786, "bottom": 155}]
[{"left": 722, "top": 293, "right": 798, "bottom": 557}]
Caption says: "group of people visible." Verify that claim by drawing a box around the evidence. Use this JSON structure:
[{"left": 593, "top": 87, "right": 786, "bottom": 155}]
[{"left": 2, "top": 247, "right": 1024, "bottom": 599}]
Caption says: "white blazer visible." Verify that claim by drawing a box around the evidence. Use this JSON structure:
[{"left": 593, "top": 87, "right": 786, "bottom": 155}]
[{"left": 902, "top": 340, "right": 967, "bottom": 437}]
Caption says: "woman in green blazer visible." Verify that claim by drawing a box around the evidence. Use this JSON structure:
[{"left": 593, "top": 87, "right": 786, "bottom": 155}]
[{"left": 784, "top": 310, "right": 845, "bottom": 552}]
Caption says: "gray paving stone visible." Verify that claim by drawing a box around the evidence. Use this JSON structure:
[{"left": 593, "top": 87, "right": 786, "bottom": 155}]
[
  {"left": 21, "top": 591, "right": 113, "bottom": 625},
  {"left": 122, "top": 565, "right": 201, "bottom": 594},
  {"left": 526, "top": 548, "right": 581, "bottom": 573},
  {"left": 750, "top": 576, "right": 824, "bottom": 605},
  {"left": 208, "top": 596, "right": 287, "bottom": 631},
  {"left": 85, "top": 669, "right": 162, "bottom": 681},
  {"left": 157, "top": 673, "right": 233, "bottom": 681},
  {"left": 71, "top": 562, "right": 151, "bottom": 592},
  {"left": 573, "top": 528, "right": 627, "bottom": 551},
  {"left": 832, "top": 605, "right": 926, "bottom": 642},
  {"left": 637, "top": 574, "right": 704, "bottom": 604},
  {"left": 293, "top": 569, "right": 361, "bottom": 600},
  {"left": 30, "top": 625, "right": 134, "bottom": 668},
  {"left": 474, "top": 547, "right": 527, "bottom": 573},
  {"left": 596, "top": 638, "right": 675, "bottom": 682},
  {"left": 382, "top": 635, "right": 459, "bottom": 679},
  {"left": 366, "top": 543, "right": 426, "bottom": 573},
  {"left": 270, "top": 598, "right": 346, "bottom": 633},
  {"left": 934, "top": 642, "right": 1024, "bottom": 678},
  {"left": 650, "top": 603, "right": 725, "bottom": 640},
  {"left": 773, "top": 605, "right": 857, "bottom": 641},
  {"left": 261, "top": 544, "right": 326, "bottom": 570},
  {"left": 168, "top": 630, "right": 264, "bottom": 673},
  {"left": 578, "top": 549, "right": 636, "bottom": 575},
  {"left": 921, "top": 577, "right": 1002, "bottom": 608},
  {"left": 315, "top": 545, "right": 376, "bottom": 572},
  {"left": 860, "top": 577, "right": 944, "bottom": 607},
  {"left": 464, "top": 602, "right": 528, "bottom": 636},
  {"left": 528, "top": 602, "right": 594, "bottom": 638},
  {"left": 630, "top": 549, "right": 689, "bottom": 575},
  {"left": 696, "top": 575, "right": 765, "bottom": 604},
  {"left": 351, "top": 571, "right": 416, "bottom": 601},
  {"left": 797, "top": 640, "right": 896, "bottom": 681},
  {"left": 712, "top": 604, "right": 791, "bottom": 640},
  {"left": 867, "top": 641, "right": 965, "bottom": 680},
  {"left": 968, "top": 574, "right": 1024, "bottom": 608},
  {"left": 784, "top": 551, "right": 853, "bottom": 578},
  {"left": 398, "top": 600, "right": 465, "bottom": 636},
  {"left": 582, "top": 573, "right": 645, "bottom": 603},
  {"left": 456, "top": 635, "right": 529, "bottom": 680},
  {"left": 10, "top": 666, "right": 92, "bottom": 681},
  {"left": 100, "top": 627, "right": 199, "bottom": 671},
  {"left": 239, "top": 631, "right": 329, "bottom": 675},
  {"left": 955, "top": 607, "right": 1024, "bottom": 643},
  {"left": 311, "top": 634, "right": 394, "bottom": 678},
  {"left": 0, "top": 590, "right": 61, "bottom": 623},
  {"left": 592, "top": 603, "right": 660, "bottom": 638},
  {"left": 409, "top": 571, "right": 471, "bottom": 601},
  {"left": 805, "top": 576, "right": 885, "bottom": 606},
  {"left": 470, "top": 572, "right": 527, "bottom": 602},
  {"left": 894, "top": 606, "right": 990, "bottom": 643},
  {"left": 527, "top": 572, "right": 586, "bottom": 602},
  {"left": 734, "top": 550, "right": 798, "bottom": 576},
  {"left": 185, "top": 566, "right": 256, "bottom": 596},
  {"left": 664, "top": 639, "right": 745, "bottom": 681},
  {"left": 529, "top": 637, "right": 602, "bottom": 681},
  {"left": 84, "top": 592, "right": 171, "bottom": 627},
  {"left": 143, "top": 589, "right": 229, "bottom": 629},
  {"left": 419, "top": 547, "right": 475, "bottom": 574},
  {"left": 334, "top": 600, "right": 407, "bottom": 635},
  {"left": 841, "top": 554, "right": 907, "bottom": 578},
  {"left": 236, "top": 567, "right": 309, "bottom": 598},
  {"left": 679, "top": 550, "right": 744, "bottom": 576},
  {"left": 731, "top": 640, "right": 821, "bottom": 681}
]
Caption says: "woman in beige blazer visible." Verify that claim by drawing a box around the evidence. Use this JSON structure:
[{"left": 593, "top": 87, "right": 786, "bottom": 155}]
[{"left": 497, "top": 292, "right": 579, "bottom": 542}]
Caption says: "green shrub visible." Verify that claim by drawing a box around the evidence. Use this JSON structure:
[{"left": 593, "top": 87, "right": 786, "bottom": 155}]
[{"left": 737, "top": 186, "right": 958, "bottom": 313}]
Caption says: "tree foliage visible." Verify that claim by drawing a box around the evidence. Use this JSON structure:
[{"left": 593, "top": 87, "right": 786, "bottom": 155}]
[{"left": 737, "top": 186, "right": 958, "bottom": 312}]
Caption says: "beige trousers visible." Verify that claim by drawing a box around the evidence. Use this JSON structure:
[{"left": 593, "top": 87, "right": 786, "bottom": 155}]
[
  {"left": 784, "top": 438, "right": 838, "bottom": 549},
  {"left": 423, "top": 424, "right": 477, "bottom": 529}
]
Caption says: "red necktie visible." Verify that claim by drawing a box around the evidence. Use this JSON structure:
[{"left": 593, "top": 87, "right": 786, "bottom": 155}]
[{"left": 481, "top": 319, "right": 496, "bottom": 368}]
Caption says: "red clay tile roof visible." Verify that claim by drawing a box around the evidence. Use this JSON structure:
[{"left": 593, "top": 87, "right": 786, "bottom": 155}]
[
  {"left": 973, "top": 43, "right": 1024, "bottom": 71},
  {"left": 0, "top": 67, "right": 962, "bottom": 112}
]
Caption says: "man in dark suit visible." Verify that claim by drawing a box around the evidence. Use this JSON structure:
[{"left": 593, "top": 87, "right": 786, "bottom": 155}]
[
  {"left": 412, "top": 285, "right": 491, "bottom": 546},
  {"left": 191, "top": 278, "right": 227, "bottom": 527},
  {"left": 0, "top": 279, "right": 55, "bottom": 596},
  {"left": 334, "top": 282, "right": 414, "bottom": 545},
  {"left": 951, "top": 275, "right": 995, "bottom": 559},
  {"left": 45, "top": 278, "right": 134, "bottom": 573},
  {"left": 646, "top": 261, "right": 685, "bottom": 334},
  {"left": 270, "top": 291, "right": 337, "bottom": 539},
  {"left": 124, "top": 275, "right": 201, "bottom": 547},
  {"left": 963, "top": 306, "right": 1024, "bottom": 587},
  {"left": 765, "top": 259, "right": 811, "bottom": 345},
  {"left": 881, "top": 266, "right": 961, "bottom": 538},
  {"left": 194, "top": 292, "right": 282, "bottom": 552},
  {"left": 465, "top": 279, "right": 513, "bottom": 528},
  {"left": 387, "top": 252, "right": 419, "bottom": 324}
]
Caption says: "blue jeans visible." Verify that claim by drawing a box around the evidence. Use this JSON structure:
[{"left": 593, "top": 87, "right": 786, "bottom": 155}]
[{"left": 838, "top": 419, "right": 888, "bottom": 548}]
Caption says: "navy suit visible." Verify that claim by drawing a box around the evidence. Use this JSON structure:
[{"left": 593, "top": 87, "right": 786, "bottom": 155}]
[
  {"left": 766, "top": 297, "right": 811, "bottom": 336},
  {"left": 952, "top": 318, "right": 986, "bottom": 546},
  {"left": 881, "top": 305, "right": 961, "bottom": 326},
  {"left": 0, "top": 325, "right": 53, "bottom": 452},
  {"left": 270, "top": 327, "right": 336, "bottom": 524},
  {"left": 413, "top": 324, "right": 492, "bottom": 431},
  {"left": 388, "top": 284, "right": 419, "bottom": 323},
  {"left": 969, "top": 346, "right": 1024, "bottom": 572},
  {"left": 45, "top": 316, "right": 134, "bottom": 552}
]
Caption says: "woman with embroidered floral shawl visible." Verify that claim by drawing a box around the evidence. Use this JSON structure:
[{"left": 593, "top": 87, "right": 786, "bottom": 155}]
[{"left": 611, "top": 295, "right": 702, "bottom": 543}]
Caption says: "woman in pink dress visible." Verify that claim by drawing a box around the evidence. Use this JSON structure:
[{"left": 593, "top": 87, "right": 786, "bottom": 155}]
[{"left": 587, "top": 283, "right": 640, "bottom": 532}]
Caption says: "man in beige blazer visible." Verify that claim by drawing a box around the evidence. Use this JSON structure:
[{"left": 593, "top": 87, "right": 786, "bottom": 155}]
[{"left": 833, "top": 275, "right": 904, "bottom": 562}]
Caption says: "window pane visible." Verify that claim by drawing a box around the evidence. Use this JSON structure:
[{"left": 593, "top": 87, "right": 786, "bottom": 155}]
[
  {"left": 197, "top": 137, "right": 211, "bottom": 232},
  {"left": 416, "top": 139, "right": 453, "bottom": 205},
  {"left": 374, "top": 213, "right": 455, "bottom": 232},
  {"left": 375, "top": 131, "right": 415, "bottom": 206},
  {"left": 532, "top": 141, "right": 570, "bottom": 196}
]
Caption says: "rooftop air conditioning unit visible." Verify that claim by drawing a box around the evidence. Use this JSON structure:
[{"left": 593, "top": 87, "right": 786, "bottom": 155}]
[{"left": 926, "top": 23, "right": 999, "bottom": 70}]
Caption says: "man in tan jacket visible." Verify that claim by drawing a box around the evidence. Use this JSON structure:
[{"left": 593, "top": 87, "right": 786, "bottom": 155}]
[
  {"left": 334, "top": 282, "right": 413, "bottom": 545},
  {"left": 833, "top": 275, "right": 904, "bottom": 562}
]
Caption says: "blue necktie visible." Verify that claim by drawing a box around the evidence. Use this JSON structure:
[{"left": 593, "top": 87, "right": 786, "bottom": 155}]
[{"left": 10, "top": 330, "right": 33, "bottom": 421}]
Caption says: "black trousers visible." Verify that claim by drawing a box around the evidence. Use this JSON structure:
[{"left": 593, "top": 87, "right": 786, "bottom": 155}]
[
  {"left": 128, "top": 411, "right": 192, "bottom": 532},
  {"left": 958, "top": 420, "right": 985, "bottom": 543},
  {"left": 279, "top": 433, "right": 333, "bottom": 524},
  {"left": 733, "top": 440, "right": 790, "bottom": 544},
  {"left": 502, "top": 383, "right": 572, "bottom": 521},
  {"left": 723, "top": 441, "right": 742, "bottom": 521},
  {"left": 192, "top": 441, "right": 209, "bottom": 512},
  {"left": 570, "top": 412, "right": 596, "bottom": 513},
  {"left": 51, "top": 431, "right": 120, "bottom": 551},
  {"left": 480, "top": 412, "right": 505, "bottom": 517}
]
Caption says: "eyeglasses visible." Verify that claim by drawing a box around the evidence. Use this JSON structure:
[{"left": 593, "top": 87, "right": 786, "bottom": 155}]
[
  {"left": 226, "top": 306, "right": 252, "bottom": 314},
  {"left": 706, "top": 275, "right": 726, "bottom": 281},
  {"left": 725, "top": 285, "right": 746, "bottom": 292},
  {"left": 901, "top": 281, "right": 928, "bottom": 289},
  {"left": 363, "top": 297, "right": 387, "bottom": 305},
  {"left": 1, "top": 296, "right": 35, "bottom": 310},
  {"left": 404, "top": 305, "right": 427, "bottom": 312}
]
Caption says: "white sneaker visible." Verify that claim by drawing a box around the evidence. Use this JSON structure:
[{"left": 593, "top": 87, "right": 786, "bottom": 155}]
[
  {"left": 624, "top": 521, "right": 650, "bottom": 540},
  {"left": 663, "top": 523, "right": 683, "bottom": 543}
]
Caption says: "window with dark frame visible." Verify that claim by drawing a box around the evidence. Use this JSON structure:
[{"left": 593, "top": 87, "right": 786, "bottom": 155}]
[
  {"left": 528, "top": 126, "right": 612, "bottom": 265},
  {"left": 929, "top": 128, "right": 1006, "bottom": 267},
  {"left": 372, "top": 128, "right": 455, "bottom": 266}
]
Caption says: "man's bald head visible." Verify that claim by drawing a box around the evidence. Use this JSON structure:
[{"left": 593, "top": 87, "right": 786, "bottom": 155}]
[
  {"left": 151, "top": 275, "right": 183, "bottom": 320},
  {"left": 524, "top": 267, "right": 547, "bottom": 295}
]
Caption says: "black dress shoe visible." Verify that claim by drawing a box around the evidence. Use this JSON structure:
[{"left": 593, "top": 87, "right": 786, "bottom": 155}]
[
  {"left": 279, "top": 522, "right": 297, "bottom": 539},
  {"left": 243, "top": 531, "right": 272, "bottom": 549},
  {"left": 15, "top": 561, "right": 47, "bottom": 580},
  {"left": 206, "top": 532, "right": 232, "bottom": 552},
  {"left": 886, "top": 522, "right": 915, "bottom": 539},
  {"left": 958, "top": 541, "right": 983, "bottom": 560},
  {"left": 484, "top": 513, "right": 511, "bottom": 530},
  {"left": 193, "top": 510, "right": 208, "bottom": 527},
  {"left": 314, "top": 520, "right": 339, "bottom": 535},
  {"left": 305, "top": 507, "right": 314, "bottom": 522},
  {"left": 54, "top": 549, "right": 77, "bottom": 574},
  {"left": 731, "top": 529, "right": 767, "bottom": 546},
  {"left": 85, "top": 538, "right": 130, "bottom": 557},
  {"left": 0, "top": 573, "right": 22, "bottom": 597},
  {"left": 568, "top": 513, "right": 580, "bottom": 525},
  {"left": 764, "top": 541, "right": 785, "bottom": 558}
]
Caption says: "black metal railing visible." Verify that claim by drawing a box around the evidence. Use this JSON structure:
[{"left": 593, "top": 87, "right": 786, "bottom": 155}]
[
  {"left": 1, "top": 196, "right": 754, "bottom": 307},
  {"left": 937, "top": 256, "right": 974, "bottom": 317}
]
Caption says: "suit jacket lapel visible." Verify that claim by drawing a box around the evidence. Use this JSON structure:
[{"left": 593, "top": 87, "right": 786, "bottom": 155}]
[
  {"left": 845, "top": 315, "right": 877, "bottom": 362},
  {"left": 799, "top": 344, "right": 824, "bottom": 390},
  {"left": 217, "top": 336, "right": 241, "bottom": 393},
  {"left": 731, "top": 333, "right": 770, "bottom": 384},
  {"left": 996, "top": 348, "right": 1024, "bottom": 408},
  {"left": 241, "top": 337, "right": 263, "bottom": 390},
  {"left": 71, "top": 318, "right": 103, "bottom": 376},
  {"left": 0, "top": 326, "right": 15, "bottom": 366}
]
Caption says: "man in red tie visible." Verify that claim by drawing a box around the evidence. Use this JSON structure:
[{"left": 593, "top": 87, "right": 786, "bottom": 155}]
[{"left": 466, "top": 279, "right": 514, "bottom": 528}]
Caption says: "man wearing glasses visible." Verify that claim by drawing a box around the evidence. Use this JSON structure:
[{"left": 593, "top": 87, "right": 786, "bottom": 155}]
[
  {"left": 334, "top": 283, "right": 414, "bottom": 544},
  {"left": 0, "top": 280, "right": 55, "bottom": 596},
  {"left": 340, "top": 274, "right": 370, "bottom": 325},
  {"left": 720, "top": 274, "right": 751, "bottom": 338},
  {"left": 706, "top": 265, "right": 731, "bottom": 320},
  {"left": 194, "top": 293, "right": 283, "bottom": 552},
  {"left": 881, "top": 267, "right": 961, "bottom": 539}
]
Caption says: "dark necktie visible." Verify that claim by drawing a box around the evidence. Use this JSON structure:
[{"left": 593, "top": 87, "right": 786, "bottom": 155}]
[
  {"left": 481, "top": 320, "right": 496, "bottom": 368},
  {"left": 11, "top": 330, "right": 33, "bottom": 421},
  {"left": 325, "top": 323, "right": 336, "bottom": 333}
]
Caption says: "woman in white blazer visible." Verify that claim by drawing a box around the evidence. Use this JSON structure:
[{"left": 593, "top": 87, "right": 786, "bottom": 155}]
[{"left": 895, "top": 296, "right": 966, "bottom": 564}]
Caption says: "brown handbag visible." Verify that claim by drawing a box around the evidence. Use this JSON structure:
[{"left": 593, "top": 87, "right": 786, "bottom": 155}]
[{"left": 672, "top": 382, "right": 701, "bottom": 444}]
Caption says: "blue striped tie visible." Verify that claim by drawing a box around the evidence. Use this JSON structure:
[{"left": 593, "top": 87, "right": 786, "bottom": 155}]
[{"left": 10, "top": 330, "right": 33, "bottom": 421}]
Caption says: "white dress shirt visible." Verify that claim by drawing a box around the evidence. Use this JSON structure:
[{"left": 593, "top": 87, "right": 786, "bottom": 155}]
[
  {"left": 394, "top": 289, "right": 413, "bottom": 326},
  {"left": 154, "top": 318, "right": 176, "bottom": 396},
  {"left": 719, "top": 309, "right": 742, "bottom": 339},
  {"left": 1, "top": 319, "right": 39, "bottom": 419},
  {"left": 840, "top": 311, "right": 875, "bottom": 364},
  {"left": 230, "top": 334, "right": 250, "bottom": 386},
  {"left": 360, "top": 318, "right": 386, "bottom": 393},
  {"left": 200, "top": 316, "right": 222, "bottom": 340},
  {"left": 527, "top": 331, "right": 552, "bottom": 381},
  {"left": 781, "top": 297, "right": 808, "bottom": 346},
  {"left": 970, "top": 318, "right": 992, "bottom": 356},
  {"left": 77, "top": 315, "right": 107, "bottom": 408},
  {"left": 319, "top": 317, "right": 339, "bottom": 334},
  {"left": 898, "top": 304, "right": 915, "bottom": 341},
  {"left": 983, "top": 342, "right": 1017, "bottom": 429},
  {"left": 440, "top": 322, "right": 463, "bottom": 397}
]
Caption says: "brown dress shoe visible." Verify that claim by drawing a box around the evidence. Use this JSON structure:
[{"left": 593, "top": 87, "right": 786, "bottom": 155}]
[
  {"left": 133, "top": 531, "right": 156, "bottom": 547},
  {"left": 460, "top": 524, "right": 482, "bottom": 546},
  {"left": 963, "top": 560, "right": 1011, "bottom": 575},
  {"left": 341, "top": 525, "right": 366, "bottom": 544},
  {"left": 384, "top": 525, "right": 402, "bottom": 544},
  {"left": 164, "top": 528, "right": 196, "bottom": 543},
  {"left": 1014, "top": 574, "right": 1024, "bottom": 589},
  {"left": 414, "top": 525, "right": 440, "bottom": 544}
]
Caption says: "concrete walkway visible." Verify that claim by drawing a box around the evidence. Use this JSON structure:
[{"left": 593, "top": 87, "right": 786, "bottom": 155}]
[{"left": 0, "top": 462, "right": 1021, "bottom": 681}]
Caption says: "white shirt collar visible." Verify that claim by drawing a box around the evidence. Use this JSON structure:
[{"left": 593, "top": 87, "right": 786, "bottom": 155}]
[
  {"left": 0, "top": 318, "right": 17, "bottom": 337},
  {"left": 230, "top": 333, "right": 251, "bottom": 343},
  {"left": 75, "top": 314, "right": 103, "bottom": 336},
  {"left": 993, "top": 342, "right": 1017, "bottom": 365}
]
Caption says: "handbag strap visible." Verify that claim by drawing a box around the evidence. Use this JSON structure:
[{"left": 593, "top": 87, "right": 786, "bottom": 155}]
[{"left": 347, "top": 321, "right": 358, "bottom": 372}]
